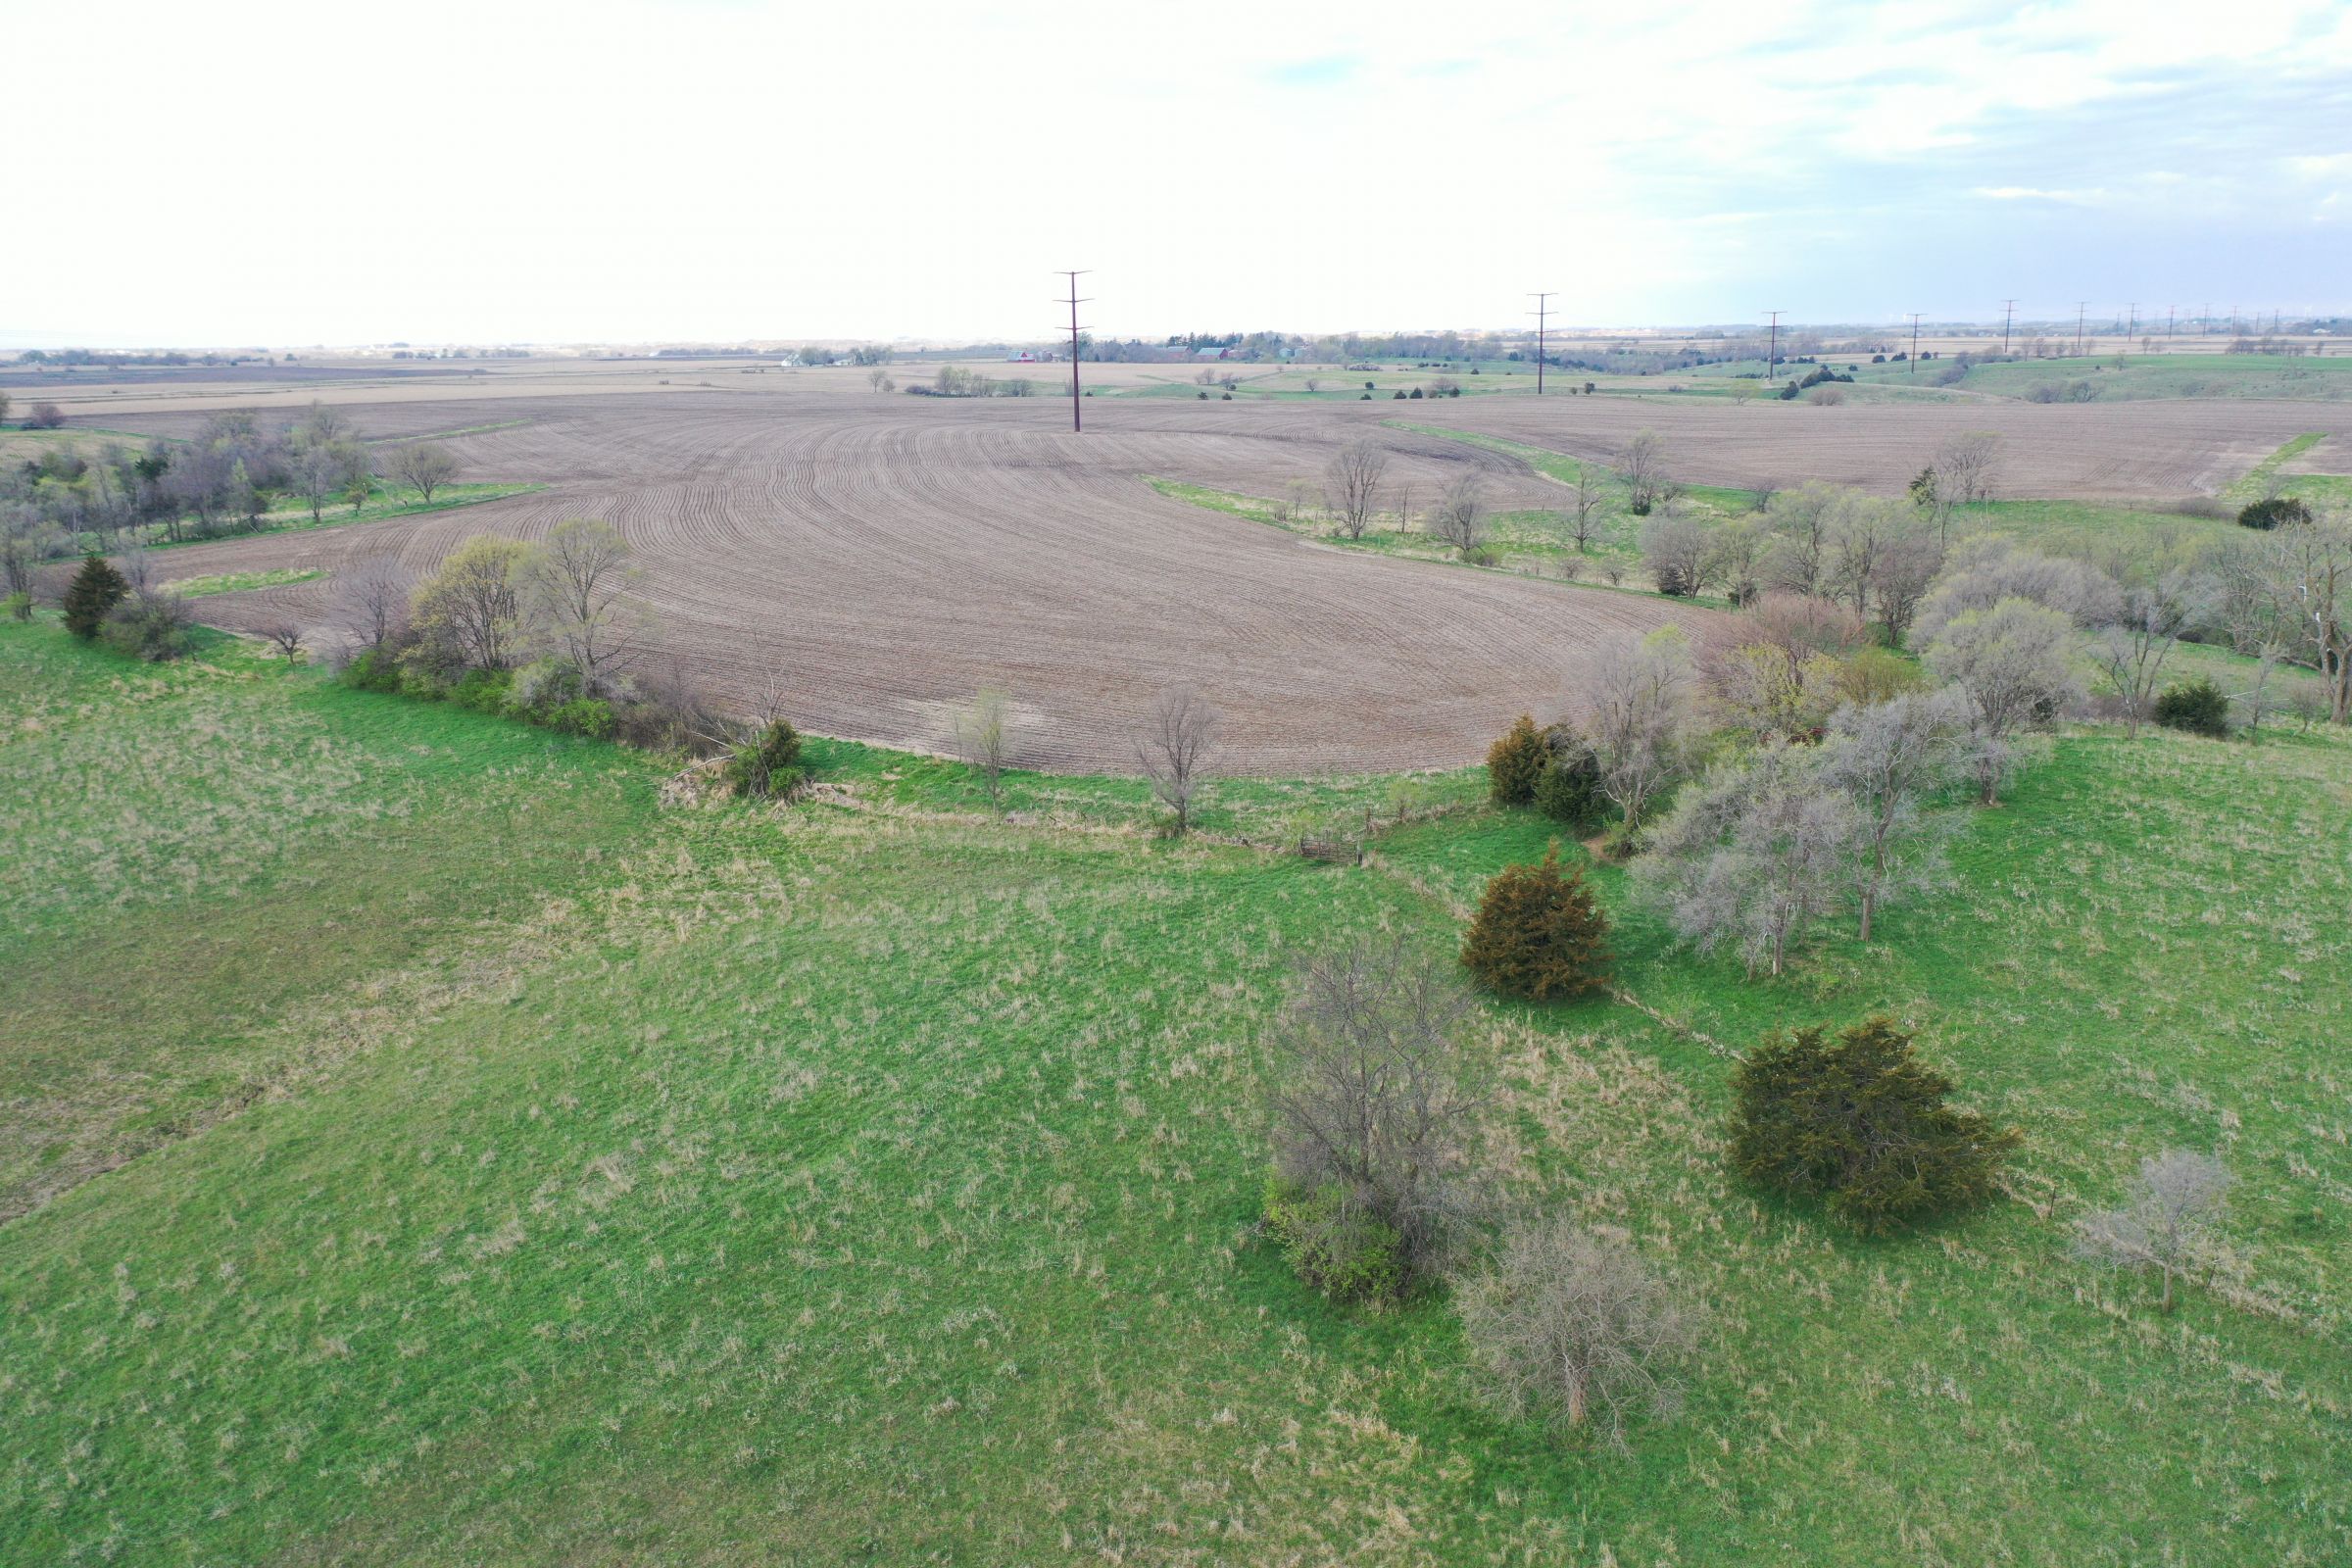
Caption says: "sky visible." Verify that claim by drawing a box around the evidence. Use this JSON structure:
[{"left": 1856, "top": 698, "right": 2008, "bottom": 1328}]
[{"left": 5, "top": 0, "right": 2348, "bottom": 348}]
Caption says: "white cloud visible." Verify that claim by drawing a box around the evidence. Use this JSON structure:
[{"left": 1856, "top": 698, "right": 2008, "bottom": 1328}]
[{"left": 3, "top": 0, "right": 2347, "bottom": 344}]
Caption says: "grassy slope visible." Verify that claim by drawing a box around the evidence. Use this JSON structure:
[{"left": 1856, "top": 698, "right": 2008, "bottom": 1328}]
[{"left": 1, "top": 623, "right": 2347, "bottom": 1565}]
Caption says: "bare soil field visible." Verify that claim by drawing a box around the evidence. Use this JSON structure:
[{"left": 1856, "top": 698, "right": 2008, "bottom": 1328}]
[
  {"left": 1422, "top": 394, "right": 2351, "bottom": 500},
  {"left": 117, "top": 386, "right": 1708, "bottom": 774}
]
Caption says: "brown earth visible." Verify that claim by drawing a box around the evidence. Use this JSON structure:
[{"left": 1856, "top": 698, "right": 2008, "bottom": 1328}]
[
  {"left": 125, "top": 387, "right": 1713, "bottom": 774},
  {"left": 91, "top": 368, "right": 2342, "bottom": 772}
]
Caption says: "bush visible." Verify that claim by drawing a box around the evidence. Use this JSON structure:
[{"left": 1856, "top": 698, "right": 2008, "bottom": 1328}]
[
  {"left": 1454, "top": 1218, "right": 1696, "bottom": 1446},
  {"left": 1729, "top": 1016, "right": 2019, "bottom": 1235},
  {"left": 99, "top": 588, "right": 196, "bottom": 662},
  {"left": 1261, "top": 1177, "right": 1403, "bottom": 1303},
  {"left": 4, "top": 590, "right": 31, "bottom": 622},
  {"left": 341, "top": 647, "right": 406, "bottom": 693},
  {"left": 2236, "top": 496, "right": 2312, "bottom": 531},
  {"left": 2153, "top": 676, "right": 2230, "bottom": 737},
  {"left": 545, "top": 698, "right": 615, "bottom": 738},
  {"left": 1461, "top": 845, "right": 1611, "bottom": 1001},
  {"left": 731, "top": 717, "right": 807, "bottom": 800},
  {"left": 61, "top": 553, "right": 129, "bottom": 640},
  {"left": 1533, "top": 728, "right": 1605, "bottom": 830},
  {"left": 448, "top": 667, "right": 514, "bottom": 713},
  {"left": 1486, "top": 713, "right": 1547, "bottom": 805}
]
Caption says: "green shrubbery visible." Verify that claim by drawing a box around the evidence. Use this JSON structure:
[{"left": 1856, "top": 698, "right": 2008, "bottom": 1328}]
[
  {"left": 2235, "top": 496, "right": 2311, "bottom": 531},
  {"left": 1261, "top": 1177, "right": 1404, "bottom": 1303},
  {"left": 1729, "top": 1016, "right": 2019, "bottom": 1235},
  {"left": 1534, "top": 726, "right": 1606, "bottom": 829},
  {"left": 2153, "top": 677, "right": 2230, "bottom": 737},
  {"left": 99, "top": 589, "right": 196, "bottom": 662},
  {"left": 730, "top": 717, "right": 807, "bottom": 800}
]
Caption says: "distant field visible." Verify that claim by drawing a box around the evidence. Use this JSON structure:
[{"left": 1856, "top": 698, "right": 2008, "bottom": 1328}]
[{"left": 2, "top": 622, "right": 2345, "bottom": 1564}]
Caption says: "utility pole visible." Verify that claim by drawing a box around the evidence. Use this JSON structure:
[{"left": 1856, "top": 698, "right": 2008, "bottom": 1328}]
[
  {"left": 2168, "top": 305, "right": 2175, "bottom": 338},
  {"left": 2001, "top": 299, "right": 2017, "bottom": 355},
  {"left": 1055, "top": 270, "right": 1090, "bottom": 433},
  {"left": 1764, "top": 310, "right": 1785, "bottom": 382},
  {"left": 1907, "top": 313, "right": 1922, "bottom": 374},
  {"left": 2075, "top": 301, "right": 2087, "bottom": 357},
  {"left": 2126, "top": 303, "right": 2137, "bottom": 344},
  {"left": 1528, "top": 292, "right": 1555, "bottom": 394},
  {"left": 2230, "top": 305, "right": 2238, "bottom": 337}
]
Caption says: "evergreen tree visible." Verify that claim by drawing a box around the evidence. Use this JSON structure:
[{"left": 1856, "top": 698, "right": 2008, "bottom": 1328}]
[
  {"left": 62, "top": 553, "right": 129, "bottom": 640},
  {"left": 1534, "top": 726, "right": 1606, "bottom": 829},
  {"left": 1729, "top": 1016, "right": 2020, "bottom": 1235},
  {"left": 1460, "top": 844, "right": 1611, "bottom": 1000},
  {"left": 1486, "top": 713, "right": 1547, "bottom": 805}
]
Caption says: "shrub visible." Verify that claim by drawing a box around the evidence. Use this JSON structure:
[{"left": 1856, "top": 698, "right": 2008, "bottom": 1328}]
[
  {"left": 2236, "top": 496, "right": 2311, "bottom": 531},
  {"left": 4, "top": 590, "right": 31, "bottom": 622},
  {"left": 1729, "top": 1016, "right": 2019, "bottom": 1235},
  {"left": 100, "top": 588, "right": 196, "bottom": 662},
  {"left": 1461, "top": 845, "right": 1611, "bottom": 1001},
  {"left": 2153, "top": 677, "right": 2230, "bottom": 737},
  {"left": 545, "top": 698, "right": 615, "bottom": 738},
  {"left": 1267, "top": 941, "right": 1484, "bottom": 1293},
  {"left": 1486, "top": 713, "right": 1547, "bottom": 805},
  {"left": 61, "top": 553, "right": 129, "bottom": 640},
  {"left": 341, "top": 647, "right": 406, "bottom": 693},
  {"left": 448, "top": 667, "right": 514, "bottom": 713},
  {"left": 1533, "top": 728, "right": 1605, "bottom": 830},
  {"left": 1261, "top": 1177, "right": 1403, "bottom": 1303},
  {"left": 25, "top": 401, "right": 66, "bottom": 429},
  {"left": 731, "top": 717, "right": 807, "bottom": 800},
  {"left": 1454, "top": 1218, "right": 1696, "bottom": 1446}
]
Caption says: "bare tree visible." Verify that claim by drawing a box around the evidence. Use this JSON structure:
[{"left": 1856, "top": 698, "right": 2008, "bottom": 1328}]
[
  {"left": 254, "top": 617, "right": 306, "bottom": 662},
  {"left": 1268, "top": 940, "right": 1486, "bottom": 1285},
  {"left": 1135, "top": 682, "right": 1220, "bottom": 833},
  {"left": 1620, "top": 429, "right": 1672, "bottom": 514},
  {"left": 1430, "top": 474, "right": 1489, "bottom": 557},
  {"left": 1764, "top": 481, "right": 1845, "bottom": 597},
  {"left": 1636, "top": 736, "right": 1856, "bottom": 977},
  {"left": 1454, "top": 1219, "right": 1696, "bottom": 1447},
  {"left": 1924, "top": 598, "right": 2081, "bottom": 804},
  {"left": 1932, "top": 431, "right": 2001, "bottom": 512},
  {"left": 292, "top": 444, "right": 343, "bottom": 524},
  {"left": 2090, "top": 571, "right": 2204, "bottom": 737},
  {"left": 954, "top": 686, "right": 1013, "bottom": 811},
  {"left": 1322, "top": 440, "right": 1389, "bottom": 541},
  {"left": 1822, "top": 690, "right": 1974, "bottom": 940},
  {"left": 1639, "top": 511, "right": 1716, "bottom": 597},
  {"left": 2073, "top": 1150, "right": 2232, "bottom": 1313},
  {"left": 2259, "top": 511, "right": 2352, "bottom": 722},
  {"left": 1562, "top": 467, "right": 1610, "bottom": 553},
  {"left": 332, "top": 556, "right": 415, "bottom": 650},
  {"left": 385, "top": 441, "right": 459, "bottom": 505},
  {"left": 1913, "top": 537, "right": 2123, "bottom": 646},
  {"left": 1589, "top": 628, "right": 1690, "bottom": 831},
  {"left": 1870, "top": 521, "right": 1946, "bottom": 644},
  {"left": 522, "top": 518, "right": 645, "bottom": 693}
]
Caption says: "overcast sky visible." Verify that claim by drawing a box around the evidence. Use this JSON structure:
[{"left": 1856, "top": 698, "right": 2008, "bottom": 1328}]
[{"left": 6, "top": 0, "right": 2348, "bottom": 348}]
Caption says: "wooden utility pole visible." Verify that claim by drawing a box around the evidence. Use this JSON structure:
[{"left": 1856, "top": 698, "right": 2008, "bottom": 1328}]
[
  {"left": 1764, "top": 310, "right": 1785, "bottom": 382},
  {"left": 2075, "top": 301, "right": 2087, "bottom": 357},
  {"left": 2001, "top": 299, "right": 2017, "bottom": 355},
  {"left": 1528, "top": 292, "right": 1555, "bottom": 394},
  {"left": 1907, "top": 313, "right": 1922, "bottom": 374},
  {"left": 1055, "top": 270, "right": 1090, "bottom": 433}
]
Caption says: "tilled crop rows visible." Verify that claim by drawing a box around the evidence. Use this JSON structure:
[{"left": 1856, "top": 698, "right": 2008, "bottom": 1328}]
[
  {"left": 140, "top": 389, "right": 1711, "bottom": 774},
  {"left": 1417, "top": 393, "right": 2351, "bottom": 500}
]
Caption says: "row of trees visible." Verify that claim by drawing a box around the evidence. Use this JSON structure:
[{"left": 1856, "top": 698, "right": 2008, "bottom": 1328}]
[{"left": 2, "top": 404, "right": 466, "bottom": 595}]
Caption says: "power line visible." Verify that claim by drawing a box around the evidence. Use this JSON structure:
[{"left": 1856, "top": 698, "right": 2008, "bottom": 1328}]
[
  {"left": 2126, "top": 302, "right": 2137, "bottom": 343},
  {"left": 1907, "top": 313, "right": 1922, "bottom": 375},
  {"left": 1764, "top": 310, "right": 1785, "bottom": 382},
  {"left": 2001, "top": 299, "right": 2017, "bottom": 356},
  {"left": 1528, "top": 292, "right": 1556, "bottom": 395},
  {"left": 1054, "top": 270, "right": 1090, "bottom": 433},
  {"left": 2075, "top": 301, "right": 2088, "bottom": 358}
]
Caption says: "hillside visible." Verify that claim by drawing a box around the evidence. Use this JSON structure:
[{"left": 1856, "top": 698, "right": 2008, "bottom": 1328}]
[{"left": 2, "top": 621, "right": 2347, "bottom": 1565}]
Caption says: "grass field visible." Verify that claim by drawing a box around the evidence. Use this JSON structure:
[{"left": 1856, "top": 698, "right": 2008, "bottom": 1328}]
[{"left": 2, "top": 619, "right": 2346, "bottom": 1564}]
